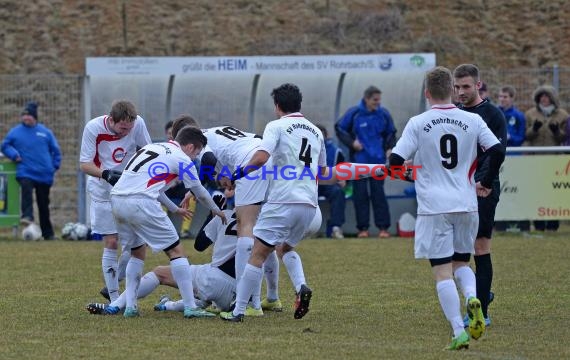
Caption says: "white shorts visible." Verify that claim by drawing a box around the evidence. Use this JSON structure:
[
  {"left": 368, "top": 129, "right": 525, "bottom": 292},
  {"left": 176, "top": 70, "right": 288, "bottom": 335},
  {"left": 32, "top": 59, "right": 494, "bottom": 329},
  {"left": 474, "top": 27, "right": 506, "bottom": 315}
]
[
  {"left": 90, "top": 200, "right": 117, "bottom": 235},
  {"left": 111, "top": 195, "right": 179, "bottom": 253},
  {"left": 414, "top": 212, "right": 478, "bottom": 259},
  {"left": 234, "top": 157, "right": 271, "bottom": 207},
  {"left": 253, "top": 202, "right": 316, "bottom": 247},
  {"left": 191, "top": 264, "right": 236, "bottom": 311}
]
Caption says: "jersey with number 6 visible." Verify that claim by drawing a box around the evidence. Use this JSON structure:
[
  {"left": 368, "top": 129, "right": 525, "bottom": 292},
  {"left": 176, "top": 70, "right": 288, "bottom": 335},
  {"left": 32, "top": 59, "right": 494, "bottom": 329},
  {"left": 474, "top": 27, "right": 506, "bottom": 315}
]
[
  {"left": 392, "top": 105, "right": 500, "bottom": 214},
  {"left": 110, "top": 141, "right": 200, "bottom": 200},
  {"left": 201, "top": 126, "right": 261, "bottom": 171},
  {"left": 258, "top": 113, "right": 326, "bottom": 206}
]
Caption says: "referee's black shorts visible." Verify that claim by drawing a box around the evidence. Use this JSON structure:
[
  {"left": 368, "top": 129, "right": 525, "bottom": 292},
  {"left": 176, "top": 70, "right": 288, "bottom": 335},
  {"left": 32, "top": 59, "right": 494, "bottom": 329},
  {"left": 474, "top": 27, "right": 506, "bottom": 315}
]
[{"left": 477, "top": 182, "right": 500, "bottom": 239}]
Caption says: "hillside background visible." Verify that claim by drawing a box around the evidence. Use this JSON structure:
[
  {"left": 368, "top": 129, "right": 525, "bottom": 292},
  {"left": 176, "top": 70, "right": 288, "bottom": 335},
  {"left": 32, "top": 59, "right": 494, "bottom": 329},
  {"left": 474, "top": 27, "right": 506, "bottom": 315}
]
[
  {"left": 1, "top": 0, "right": 569, "bottom": 74},
  {"left": 1, "top": 0, "right": 569, "bottom": 227}
]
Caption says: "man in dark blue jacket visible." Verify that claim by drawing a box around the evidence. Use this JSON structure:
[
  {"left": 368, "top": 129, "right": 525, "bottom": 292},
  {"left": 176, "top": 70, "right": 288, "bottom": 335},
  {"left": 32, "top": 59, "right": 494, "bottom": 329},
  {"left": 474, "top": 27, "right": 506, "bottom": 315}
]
[
  {"left": 498, "top": 85, "right": 526, "bottom": 147},
  {"left": 335, "top": 86, "right": 396, "bottom": 238},
  {"left": 316, "top": 124, "right": 346, "bottom": 239},
  {"left": 1, "top": 102, "right": 61, "bottom": 240}
]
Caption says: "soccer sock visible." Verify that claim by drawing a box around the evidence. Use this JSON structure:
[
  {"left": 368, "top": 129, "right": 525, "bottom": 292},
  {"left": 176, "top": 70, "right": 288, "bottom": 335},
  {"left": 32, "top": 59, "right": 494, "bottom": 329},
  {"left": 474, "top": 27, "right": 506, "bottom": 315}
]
[
  {"left": 165, "top": 300, "right": 185, "bottom": 312},
  {"left": 235, "top": 237, "right": 254, "bottom": 281},
  {"left": 102, "top": 248, "right": 119, "bottom": 302},
  {"left": 125, "top": 257, "right": 144, "bottom": 309},
  {"left": 436, "top": 279, "right": 464, "bottom": 337},
  {"left": 282, "top": 251, "right": 306, "bottom": 293},
  {"left": 454, "top": 265, "right": 477, "bottom": 301},
  {"left": 117, "top": 249, "right": 131, "bottom": 282},
  {"left": 474, "top": 254, "right": 493, "bottom": 318},
  {"left": 170, "top": 257, "right": 197, "bottom": 309},
  {"left": 264, "top": 251, "right": 280, "bottom": 300},
  {"left": 234, "top": 264, "right": 263, "bottom": 316},
  {"left": 137, "top": 271, "right": 160, "bottom": 299}
]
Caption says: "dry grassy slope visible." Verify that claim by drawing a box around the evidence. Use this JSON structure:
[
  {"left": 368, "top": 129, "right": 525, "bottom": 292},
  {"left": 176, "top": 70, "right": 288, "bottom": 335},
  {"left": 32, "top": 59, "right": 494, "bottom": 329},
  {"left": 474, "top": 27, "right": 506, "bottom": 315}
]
[{"left": 0, "top": 0, "right": 569, "bottom": 74}]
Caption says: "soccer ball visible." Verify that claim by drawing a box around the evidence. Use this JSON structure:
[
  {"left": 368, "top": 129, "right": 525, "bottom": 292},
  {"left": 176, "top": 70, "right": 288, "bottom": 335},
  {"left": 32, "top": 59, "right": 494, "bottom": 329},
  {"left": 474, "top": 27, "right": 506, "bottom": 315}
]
[
  {"left": 61, "top": 222, "right": 75, "bottom": 240},
  {"left": 62, "top": 222, "right": 89, "bottom": 240},
  {"left": 22, "top": 223, "right": 42, "bottom": 241}
]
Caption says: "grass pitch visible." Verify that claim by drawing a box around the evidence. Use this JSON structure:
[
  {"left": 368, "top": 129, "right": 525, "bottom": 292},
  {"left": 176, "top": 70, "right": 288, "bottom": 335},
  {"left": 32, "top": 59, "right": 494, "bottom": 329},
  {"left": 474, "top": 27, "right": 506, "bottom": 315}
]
[{"left": 0, "top": 231, "right": 568, "bottom": 359}]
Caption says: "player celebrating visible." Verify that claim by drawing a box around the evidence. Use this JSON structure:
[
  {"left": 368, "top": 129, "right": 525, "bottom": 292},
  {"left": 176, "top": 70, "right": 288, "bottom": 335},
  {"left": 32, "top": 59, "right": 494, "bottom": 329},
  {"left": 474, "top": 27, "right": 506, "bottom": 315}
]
[
  {"left": 86, "top": 191, "right": 236, "bottom": 314},
  {"left": 221, "top": 83, "right": 326, "bottom": 322},
  {"left": 107, "top": 126, "right": 225, "bottom": 318},
  {"left": 388, "top": 66, "right": 505, "bottom": 350},
  {"left": 79, "top": 100, "right": 151, "bottom": 302}
]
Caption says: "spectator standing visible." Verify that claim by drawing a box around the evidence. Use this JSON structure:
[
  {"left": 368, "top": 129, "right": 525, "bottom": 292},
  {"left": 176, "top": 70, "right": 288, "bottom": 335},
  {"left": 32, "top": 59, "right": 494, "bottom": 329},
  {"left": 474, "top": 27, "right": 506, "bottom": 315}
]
[
  {"left": 1, "top": 102, "right": 61, "bottom": 240},
  {"left": 498, "top": 85, "right": 526, "bottom": 147},
  {"left": 524, "top": 85, "right": 568, "bottom": 231},
  {"left": 316, "top": 124, "right": 346, "bottom": 239},
  {"left": 335, "top": 86, "right": 396, "bottom": 238},
  {"left": 478, "top": 81, "right": 491, "bottom": 102},
  {"left": 497, "top": 85, "right": 529, "bottom": 232}
]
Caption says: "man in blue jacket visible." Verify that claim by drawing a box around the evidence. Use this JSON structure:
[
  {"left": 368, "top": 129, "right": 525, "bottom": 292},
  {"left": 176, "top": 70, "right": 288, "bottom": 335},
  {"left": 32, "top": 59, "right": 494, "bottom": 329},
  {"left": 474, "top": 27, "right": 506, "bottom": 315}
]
[
  {"left": 1, "top": 102, "right": 61, "bottom": 240},
  {"left": 335, "top": 86, "right": 396, "bottom": 238},
  {"left": 316, "top": 124, "right": 346, "bottom": 239},
  {"left": 498, "top": 85, "right": 526, "bottom": 147}
]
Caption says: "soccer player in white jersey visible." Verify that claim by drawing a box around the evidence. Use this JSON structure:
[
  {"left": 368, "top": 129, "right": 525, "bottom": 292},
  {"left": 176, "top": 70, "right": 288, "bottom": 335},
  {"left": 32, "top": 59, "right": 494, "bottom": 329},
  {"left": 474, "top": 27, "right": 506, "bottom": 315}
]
[
  {"left": 107, "top": 126, "right": 226, "bottom": 318},
  {"left": 220, "top": 83, "right": 327, "bottom": 322},
  {"left": 87, "top": 191, "right": 237, "bottom": 314},
  {"left": 79, "top": 100, "right": 152, "bottom": 302},
  {"left": 170, "top": 117, "right": 275, "bottom": 315},
  {"left": 387, "top": 67, "right": 505, "bottom": 350}
]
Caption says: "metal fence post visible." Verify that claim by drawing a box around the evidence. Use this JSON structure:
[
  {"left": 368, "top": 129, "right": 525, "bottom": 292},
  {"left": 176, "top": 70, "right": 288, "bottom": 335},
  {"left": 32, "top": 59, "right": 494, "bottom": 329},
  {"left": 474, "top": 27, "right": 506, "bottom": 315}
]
[{"left": 553, "top": 64, "right": 560, "bottom": 93}]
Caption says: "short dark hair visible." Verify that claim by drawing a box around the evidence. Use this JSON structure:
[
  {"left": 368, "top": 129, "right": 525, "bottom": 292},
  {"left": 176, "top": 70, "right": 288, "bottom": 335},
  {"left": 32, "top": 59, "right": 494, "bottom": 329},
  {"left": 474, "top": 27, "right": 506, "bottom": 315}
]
[
  {"left": 271, "top": 83, "right": 302, "bottom": 113},
  {"left": 364, "top": 86, "right": 382, "bottom": 99},
  {"left": 165, "top": 120, "right": 173, "bottom": 133},
  {"left": 453, "top": 64, "right": 480, "bottom": 82},
  {"left": 500, "top": 85, "right": 516, "bottom": 98},
  {"left": 425, "top": 66, "right": 453, "bottom": 101},
  {"left": 316, "top": 124, "right": 328, "bottom": 138},
  {"left": 175, "top": 126, "right": 207, "bottom": 148},
  {"left": 109, "top": 100, "right": 137, "bottom": 123},
  {"left": 171, "top": 114, "right": 199, "bottom": 139}
]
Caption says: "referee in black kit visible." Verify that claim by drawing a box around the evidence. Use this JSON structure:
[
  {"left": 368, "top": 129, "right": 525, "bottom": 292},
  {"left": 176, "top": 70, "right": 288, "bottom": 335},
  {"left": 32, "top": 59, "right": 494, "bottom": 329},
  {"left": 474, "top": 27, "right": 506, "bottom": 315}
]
[{"left": 453, "top": 64, "right": 507, "bottom": 327}]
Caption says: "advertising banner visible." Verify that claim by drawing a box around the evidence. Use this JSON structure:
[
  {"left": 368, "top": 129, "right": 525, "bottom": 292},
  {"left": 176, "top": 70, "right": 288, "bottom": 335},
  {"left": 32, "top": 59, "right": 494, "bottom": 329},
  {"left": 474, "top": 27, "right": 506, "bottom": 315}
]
[
  {"left": 86, "top": 53, "right": 435, "bottom": 76},
  {"left": 496, "top": 155, "right": 570, "bottom": 220}
]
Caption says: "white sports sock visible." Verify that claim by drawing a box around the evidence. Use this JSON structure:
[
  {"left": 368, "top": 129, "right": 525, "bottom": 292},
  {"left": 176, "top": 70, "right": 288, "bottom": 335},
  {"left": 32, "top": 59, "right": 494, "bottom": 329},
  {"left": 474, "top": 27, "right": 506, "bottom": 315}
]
[
  {"left": 263, "top": 251, "right": 280, "bottom": 300},
  {"left": 137, "top": 271, "right": 160, "bottom": 299},
  {"left": 102, "top": 248, "right": 119, "bottom": 302},
  {"left": 235, "top": 237, "right": 254, "bottom": 281},
  {"left": 117, "top": 249, "right": 131, "bottom": 282},
  {"left": 234, "top": 264, "right": 263, "bottom": 316},
  {"left": 454, "top": 265, "right": 477, "bottom": 301},
  {"left": 170, "top": 258, "right": 197, "bottom": 309},
  {"left": 166, "top": 300, "right": 185, "bottom": 312},
  {"left": 125, "top": 257, "right": 144, "bottom": 309},
  {"left": 436, "top": 279, "right": 464, "bottom": 337},
  {"left": 282, "top": 251, "right": 305, "bottom": 293}
]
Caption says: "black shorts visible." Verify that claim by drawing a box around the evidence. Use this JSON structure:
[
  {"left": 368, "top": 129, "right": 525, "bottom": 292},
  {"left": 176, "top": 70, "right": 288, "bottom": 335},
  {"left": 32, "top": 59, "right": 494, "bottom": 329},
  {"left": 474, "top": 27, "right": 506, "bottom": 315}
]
[{"left": 477, "top": 182, "right": 500, "bottom": 239}]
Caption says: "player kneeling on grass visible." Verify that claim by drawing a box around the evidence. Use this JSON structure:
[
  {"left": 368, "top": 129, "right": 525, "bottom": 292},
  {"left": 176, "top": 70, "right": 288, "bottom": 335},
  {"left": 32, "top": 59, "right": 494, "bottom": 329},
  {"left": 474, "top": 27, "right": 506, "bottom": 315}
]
[{"left": 85, "top": 126, "right": 226, "bottom": 319}]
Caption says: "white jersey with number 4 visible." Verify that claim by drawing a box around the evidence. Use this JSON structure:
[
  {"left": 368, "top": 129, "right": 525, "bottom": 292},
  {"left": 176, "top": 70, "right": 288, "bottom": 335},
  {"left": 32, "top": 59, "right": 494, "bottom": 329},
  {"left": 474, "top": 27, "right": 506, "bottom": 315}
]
[
  {"left": 201, "top": 126, "right": 261, "bottom": 171},
  {"left": 111, "top": 141, "right": 200, "bottom": 199},
  {"left": 392, "top": 104, "right": 500, "bottom": 214},
  {"left": 79, "top": 115, "right": 151, "bottom": 201},
  {"left": 258, "top": 113, "right": 326, "bottom": 206}
]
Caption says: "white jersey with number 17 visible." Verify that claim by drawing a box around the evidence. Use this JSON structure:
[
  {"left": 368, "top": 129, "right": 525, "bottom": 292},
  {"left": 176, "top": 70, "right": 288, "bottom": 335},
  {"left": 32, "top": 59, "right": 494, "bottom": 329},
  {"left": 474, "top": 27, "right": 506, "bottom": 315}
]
[
  {"left": 392, "top": 105, "right": 500, "bottom": 215},
  {"left": 258, "top": 113, "right": 326, "bottom": 206}
]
